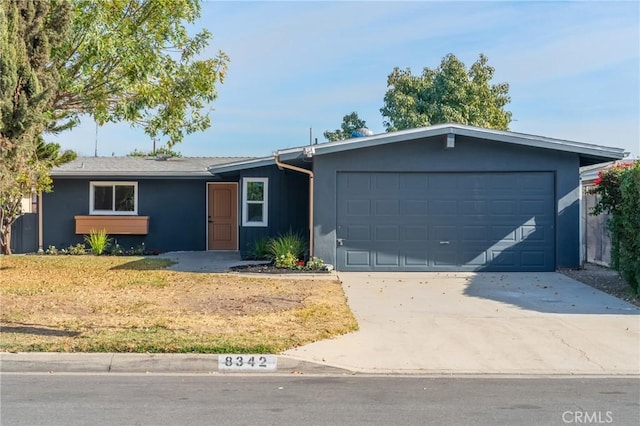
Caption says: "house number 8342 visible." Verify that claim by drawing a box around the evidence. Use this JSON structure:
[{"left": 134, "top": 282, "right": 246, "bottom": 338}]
[{"left": 218, "top": 354, "right": 277, "bottom": 371}]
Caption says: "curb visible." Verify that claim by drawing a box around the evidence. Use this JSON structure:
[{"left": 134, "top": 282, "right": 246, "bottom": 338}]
[{"left": 0, "top": 353, "right": 352, "bottom": 375}]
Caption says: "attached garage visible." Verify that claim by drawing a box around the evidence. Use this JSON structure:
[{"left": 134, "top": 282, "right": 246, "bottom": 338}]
[
  {"left": 210, "top": 123, "right": 625, "bottom": 272},
  {"left": 336, "top": 171, "right": 555, "bottom": 271}
]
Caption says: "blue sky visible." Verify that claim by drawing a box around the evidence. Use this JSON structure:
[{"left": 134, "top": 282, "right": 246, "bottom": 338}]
[{"left": 48, "top": 0, "right": 640, "bottom": 158}]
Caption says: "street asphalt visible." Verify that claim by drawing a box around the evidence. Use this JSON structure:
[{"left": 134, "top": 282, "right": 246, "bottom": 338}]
[{"left": 2, "top": 252, "right": 639, "bottom": 376}]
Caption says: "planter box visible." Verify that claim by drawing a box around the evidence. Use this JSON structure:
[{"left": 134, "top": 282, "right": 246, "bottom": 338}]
[{"left": 75, "top": 215, "right": 149, "bottom": 235}]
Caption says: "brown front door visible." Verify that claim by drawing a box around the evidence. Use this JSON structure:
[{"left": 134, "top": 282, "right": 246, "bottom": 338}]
[{"left": 207, "top": 183, "right": 238, "bottom": 250}]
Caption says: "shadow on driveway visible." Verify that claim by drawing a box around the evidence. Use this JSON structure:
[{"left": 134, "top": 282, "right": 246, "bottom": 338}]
[{"left": 463, "top": 272, "right": 639, "bottom": 315}]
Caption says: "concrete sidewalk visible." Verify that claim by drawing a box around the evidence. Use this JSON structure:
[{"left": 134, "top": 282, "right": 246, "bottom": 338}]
[
  {"left": 284, "top": 272, "right": 640, "bottom": 375},
  {"left": 157, "top": 251, "right": 268, "bottom": 273}
]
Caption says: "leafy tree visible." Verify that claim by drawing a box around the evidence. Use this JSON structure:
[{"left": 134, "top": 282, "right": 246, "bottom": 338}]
[
  {"left": 590, "top": 161, "right": 640, "bottom": 294},
  {"left": 2, "top": 0, "right": 227, "bottom": 255},
  {"left": 323, "top": 112, "right": 367, "bottom": 142},
  {"left": 128, "top": 147, "right": 182, "bottom": 158},
  {"left": 51, "top": 0, "right": 229, "bottom": 147},
  {"left": 1, "top": 0, "right": 70, "bottom": 255},
  {"left": 380, "top": 53, "right": 511, "bottom": 132}
]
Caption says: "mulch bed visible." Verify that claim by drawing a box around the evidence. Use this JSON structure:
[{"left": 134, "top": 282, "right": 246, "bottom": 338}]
[
  {"left": 230, "top": 263, "right": 331, "bottom": 274},
  {"left": 559, "top": 263, "right": 639, "bottom": 307}
]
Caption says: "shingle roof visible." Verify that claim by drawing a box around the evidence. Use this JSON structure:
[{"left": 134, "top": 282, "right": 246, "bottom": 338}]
[{"left": 51, "top": 156, "right": 254, "bottom": 177}]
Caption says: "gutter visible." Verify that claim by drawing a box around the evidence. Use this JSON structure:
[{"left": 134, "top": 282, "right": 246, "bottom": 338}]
[{"left": 273, "top": 154, "right": 314, "bottom": 258}]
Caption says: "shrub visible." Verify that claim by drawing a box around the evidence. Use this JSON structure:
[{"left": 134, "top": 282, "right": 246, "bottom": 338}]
[
  {"left": 45, "top": 245, "right": 58, "bottom": 255},
  {"left": 305, "top": 256, "right": 325, "bottom": 270},
  {"left": 67, "top": 243, "right": 86, "bottom": 255},
  {"left": 591, "top": 161, "right": 640, "bottom": 294},
  {"left": 274, "top": 252, "right": 298, "bottom": 269},
  {"left": 251, "top": 237, "right": 270, "bottom": 260},
  {"left": 267, "top": 231, "right": 307, "bottom": 261},
  {"left": 109, "top": 243, "right": 125, "bottom": 256},
  {"left": 84, "top": 229, "right": 112, "bottom": 255},
  {"left": 128, "top": 243, "right": 146, "bottom": 256}
]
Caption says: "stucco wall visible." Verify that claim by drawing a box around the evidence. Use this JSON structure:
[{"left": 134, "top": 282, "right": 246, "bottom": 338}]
[{"left": 312, "top": 134, "right": 580, "bottom": 269}]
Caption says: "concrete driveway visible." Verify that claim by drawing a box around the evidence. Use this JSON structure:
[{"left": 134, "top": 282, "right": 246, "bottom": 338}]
[{"left": 284, "top": 272, "right": 640, "bottom": 375}]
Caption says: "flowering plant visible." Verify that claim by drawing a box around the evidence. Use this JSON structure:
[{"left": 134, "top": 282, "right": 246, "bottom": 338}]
[{"left": 589, "top": 160, "right": 639, "bottom": 294}]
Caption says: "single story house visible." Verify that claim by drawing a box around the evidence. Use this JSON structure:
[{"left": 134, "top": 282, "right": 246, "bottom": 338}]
[{"left": 19, "top": 123, "right": 625, "bottom": 272}]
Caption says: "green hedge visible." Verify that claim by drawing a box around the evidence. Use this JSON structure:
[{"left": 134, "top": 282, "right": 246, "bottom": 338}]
[{"left": 591, "top": 161, "right": 640, "bottom": 294}]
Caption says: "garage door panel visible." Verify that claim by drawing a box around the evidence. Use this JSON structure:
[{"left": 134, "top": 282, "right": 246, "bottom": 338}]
[
  {"left": 461, "top": 225, "right": 490, "bottom": 241},
  {"left": 401, "top": 200, "right": 428, "bottom": 215},
  {"left": 403, "top": 225, "right": 428, "bottom": 241},
  {"left": 374, "top": 199, "right": 399, "bottom": 216},
  {"left": 520, "top": 200, "right": 548, "bottom": 215},
  {"left": 432, "top": 225, "right": 457, "bottom": 241},
  {"left": 345, "top": 250, "right": 370, "bottom": 267},
  {"left": 337, "top": 172, "right": 555, "bottom": 272},
  {"left": 464, "top": 251, "right": 488, "bottom": 266},
  {"left": 432, "top": 249, "right": 458, "bottom": 266},
  {"left": 521, "top": 225, "right": 545, "bottom": 241},
  {"left": 375, "top": 251, "right": 400, "bottom": 267},
  {"left": 430, "top": 200, "right": 458, "bottom": 215},
  {"left": 375, "top": 225, "right": 400, "bottom": 241},
  {"left": 492, "top": 226, "right": 517, "bottom": 241},
  {"left": 346, "top": 199, "right": 370, "bottom": 216},
  {"left": 521, "top": 251, "right": 547, "bottom": 267},
  {"left": 490, "top": 200, "right": 518, "bottom": 215},
  {"left": 373, "top": 174, "right": 400, "bottom": 192},
  {"left": 404, "top": 250, "right": 429, "bottom": 266},
  {"left": 344, "top": 173, "right": 371, "bottom": 192},
  {"left": 401, "top": 174, "right": 429, "bottom": 191},
  {"left": 429, "top": 174, "right": 458, "bottom": 190},
  {"left": 461, "top": 200, "right": 487, "bottom": 214},
  {"left": 346, "top": 224, "right": 370, "bottom": 241}
]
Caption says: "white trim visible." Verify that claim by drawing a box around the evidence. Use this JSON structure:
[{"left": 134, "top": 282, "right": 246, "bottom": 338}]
[
  {"left": 206, "top": 182, "right": 239, "bottom": 251},
  {"left": 275, "top": 123, "right": 625, "bottom": 162},
  {"left": 89, "top": 181, "right": 138, "bottom": 215},
  {"left": 242, "top": 177, "right": 268, "bottom": 227}
]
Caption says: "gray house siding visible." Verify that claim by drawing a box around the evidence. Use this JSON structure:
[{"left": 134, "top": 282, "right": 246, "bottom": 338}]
[
  {"left": 237, "top": 165, "right": 309, "bottom": 257},
  {"left": 313, "top": 134, "right": 580, "bottom": 271},
  {"left": 43, "top": 178, "right": 214, "bottom": 253}
]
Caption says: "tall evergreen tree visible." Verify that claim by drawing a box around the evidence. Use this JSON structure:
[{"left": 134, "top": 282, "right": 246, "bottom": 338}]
[{"left": 0, "top": 0, "right": 71, "bottom": 255}]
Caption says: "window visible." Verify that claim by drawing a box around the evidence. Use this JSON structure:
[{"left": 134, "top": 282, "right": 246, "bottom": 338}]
[
  {"left": 242, "top": 178, "right": 268, "bottom": 226},
  {"left": 90, "top": 182, "right": 138, "bottom": 215}
]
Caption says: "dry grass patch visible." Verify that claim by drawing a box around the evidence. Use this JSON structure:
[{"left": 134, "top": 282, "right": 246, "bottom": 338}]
[{"left": 0, "top": 256, "right": 357, "bottom": 353}]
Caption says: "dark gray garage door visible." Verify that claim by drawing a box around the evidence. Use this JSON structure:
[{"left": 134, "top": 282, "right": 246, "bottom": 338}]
[{"left": 336, "top": 172, "right": 555, "bottom": 272}]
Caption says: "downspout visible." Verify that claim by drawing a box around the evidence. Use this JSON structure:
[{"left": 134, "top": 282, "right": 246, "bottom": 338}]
[
  {"left": 273, "top": 155, "right": 314, "bottom": 258},
  {"left": 37, "top": 192, "right": 43, "bottom": 253}
]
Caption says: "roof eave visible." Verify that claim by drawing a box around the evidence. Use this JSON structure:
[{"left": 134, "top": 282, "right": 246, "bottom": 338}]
[
  {"left": 51, "top": 171, "right": 215, "bottom": 178},
  {"left": 207, "top": 156, "right": 275, "bottom": 175},
  {"left": 276, "top": 123, "right": 625, "bottom": 164}
]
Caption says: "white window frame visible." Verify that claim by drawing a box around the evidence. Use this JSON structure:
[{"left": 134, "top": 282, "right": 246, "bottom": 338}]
[
  {"left": 90, "top": 181, "right": 138, "bottom": 215},
  {"left": 242, "top": 177, "right": 268, "bottom": 227}
]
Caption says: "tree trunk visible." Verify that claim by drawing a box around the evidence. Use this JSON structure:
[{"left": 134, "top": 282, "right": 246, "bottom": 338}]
[{"left": 1, "top": 225, "right": 12, "bottom": 255}]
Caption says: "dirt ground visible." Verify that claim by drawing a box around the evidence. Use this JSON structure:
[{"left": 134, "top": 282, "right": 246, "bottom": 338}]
[
  {"left": 559, "top": 263, "right": 639, "bottom": 307},
  {"left": 0, "top": 256, "right": 357, "bottom": 353}
]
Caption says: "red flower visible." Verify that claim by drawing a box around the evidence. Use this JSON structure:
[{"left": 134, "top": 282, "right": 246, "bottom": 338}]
[
  {"left": 296, "top": 260, "right": 305, "bottom": 266},
  {"left": 594, "top": 177, "right": 602, "bottom": 186}
]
